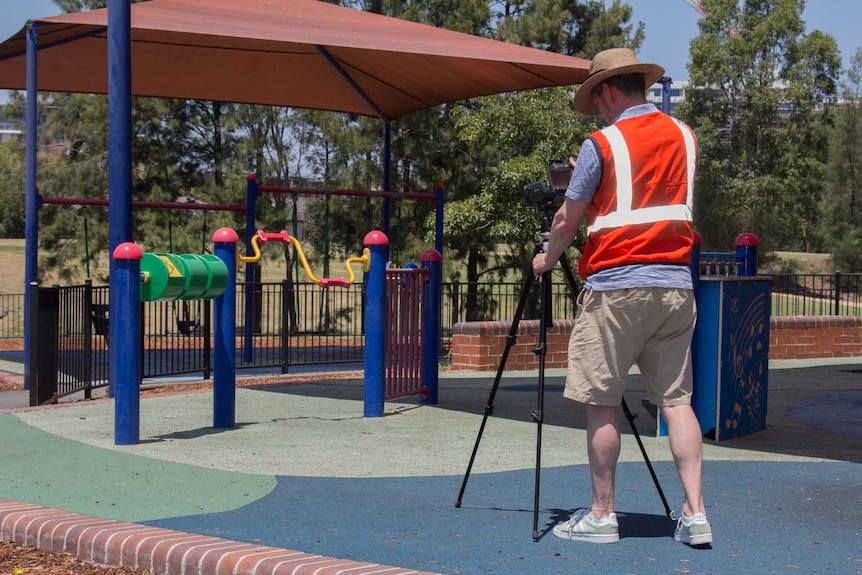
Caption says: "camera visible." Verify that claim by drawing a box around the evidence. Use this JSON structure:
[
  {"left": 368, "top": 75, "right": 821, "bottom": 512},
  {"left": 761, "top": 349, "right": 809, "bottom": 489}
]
[{"left": 524, "top": 160, "right": 573, "bottom": 211}]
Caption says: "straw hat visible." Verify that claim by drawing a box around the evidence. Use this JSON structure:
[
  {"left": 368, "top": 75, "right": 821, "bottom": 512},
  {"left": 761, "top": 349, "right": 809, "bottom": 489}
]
[{"left": 572, "top": 48, "right": 665, "bottom": 116}]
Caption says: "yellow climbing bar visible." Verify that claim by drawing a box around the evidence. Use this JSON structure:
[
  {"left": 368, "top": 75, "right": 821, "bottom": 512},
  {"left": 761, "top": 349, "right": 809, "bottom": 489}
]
[{"left": 239, "top": 230, "right": 368, "bottom": 288}]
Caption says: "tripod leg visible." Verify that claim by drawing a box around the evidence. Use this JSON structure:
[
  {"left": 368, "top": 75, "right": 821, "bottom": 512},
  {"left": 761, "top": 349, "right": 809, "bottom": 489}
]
[
  {"left": 621, "top": 396, "right": 672, "bottom": 517},
  {"left": 455, "top": 271, "right": 536, "bottom": 508},
  {"left": 531, "top": 269, "right": 552, "bottom": 540}
]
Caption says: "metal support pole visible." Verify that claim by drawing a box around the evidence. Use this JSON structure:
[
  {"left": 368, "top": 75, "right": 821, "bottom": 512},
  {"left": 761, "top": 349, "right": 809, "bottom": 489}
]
[
  {"left": 364, "top": 231, "right": 388, "bottom": 417},
  {"left": 244, "top": 175, "right": 258, "bottom": 363},
  {"left": 659, "top": 76, "right": 672, "bottom": 115},
  {"left": 107, "top": 0, "right": 133, "bottom": 399},
  {"left": 23, "top": 23, "right": 39, "bottom": 391},
  {"left": 383, "top": 123, "right": 391, "bottom": 239},
  {"left": 421, "top": 249, "right": 442, "bottom": 405},
  {"left": 112, "top": 242, "right": 142, "bottom": 446},
  {"left": 213, "top": 228, "right": 239, "bottom": 428}
]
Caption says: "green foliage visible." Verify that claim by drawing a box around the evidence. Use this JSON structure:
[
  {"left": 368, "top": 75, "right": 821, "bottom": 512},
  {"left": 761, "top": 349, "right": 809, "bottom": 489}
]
[
  {"left": 679, "top": 0, "right": 840, "bottom": 253},
  {"left": 0, "top": 141, "right": 25, "bottom": 238},
  {"left": 821, "top": 49, "right": 862, "bottom": 270},
  {"left": 831, "top": 230, "right": 862, "bottom": 273},
  {"left": 451, "top": 87, "right": 596, "bottom": 253}
]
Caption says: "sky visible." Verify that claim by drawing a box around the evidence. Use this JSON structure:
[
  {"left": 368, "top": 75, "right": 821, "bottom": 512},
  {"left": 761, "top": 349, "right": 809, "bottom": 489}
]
[
  {"left": 1, "top": 0, "right": 860, "bottom": 89},
  {"left": 629, "top": 0, "right": 861, "bottom": 81}
]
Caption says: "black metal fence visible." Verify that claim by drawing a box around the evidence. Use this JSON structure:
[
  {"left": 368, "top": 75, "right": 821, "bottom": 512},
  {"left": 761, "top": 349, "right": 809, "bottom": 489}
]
[
  {"left": 21, "top": 280, "right": 365, "bottom": 403},
  {"left": 0, "top": 292, "right": 25, "bottom": 339},
  {"left": 7, "top": 271, "right": 862, "bottom": 402},
  {"left": 443, "top": 278, "right": 579, "bottom": 344},
  {"left": 769, "top": 273, "right": 862, "bottom": 316},
  {"left": 236, "top": 280, "right": 365, "bottom": 368}
]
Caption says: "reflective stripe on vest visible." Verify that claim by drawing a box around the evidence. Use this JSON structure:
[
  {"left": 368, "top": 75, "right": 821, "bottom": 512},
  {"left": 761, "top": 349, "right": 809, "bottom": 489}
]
[{"left": 587, "top": 117, "right": 695, "bottom": 235}]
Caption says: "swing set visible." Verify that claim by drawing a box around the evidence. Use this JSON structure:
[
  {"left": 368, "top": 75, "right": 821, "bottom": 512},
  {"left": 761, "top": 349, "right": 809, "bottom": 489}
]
[{"left": 41, "top": 194, "right": 244, "bottom": 338}]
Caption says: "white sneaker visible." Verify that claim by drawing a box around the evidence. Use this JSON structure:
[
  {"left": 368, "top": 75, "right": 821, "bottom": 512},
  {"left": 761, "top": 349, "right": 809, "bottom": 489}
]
[
  {"left": 553, "top": 508, "right": 619, "bottom": 544},
  {"left": 674, "top": 512, "right": 713, "bottom": 546}
]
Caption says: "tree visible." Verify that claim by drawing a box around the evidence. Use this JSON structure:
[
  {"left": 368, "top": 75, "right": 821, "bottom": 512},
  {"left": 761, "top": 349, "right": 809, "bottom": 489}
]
[
  {"left": 679, "top": 0, "right": 840, "bottom": 252},
  {"left": 822, "top": 48, "right": 862, "bottom": 271},
  {"left": 439, "top": 0, "right": 643, "bottom": 321},
  {"left": 0, "top": 140, "right": 25, "bottom": 238}
]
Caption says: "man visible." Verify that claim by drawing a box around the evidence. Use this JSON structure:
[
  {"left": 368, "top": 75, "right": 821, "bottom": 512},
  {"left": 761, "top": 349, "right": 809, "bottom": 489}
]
[{"left": 532, "top": 48, "right": 711, "bottom": 546}]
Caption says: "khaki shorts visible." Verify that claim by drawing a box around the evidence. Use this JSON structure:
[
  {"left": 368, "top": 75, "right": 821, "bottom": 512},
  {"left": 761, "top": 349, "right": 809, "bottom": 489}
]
[{"left": 565, "top": 287, "right": 696, "bottom": 407}]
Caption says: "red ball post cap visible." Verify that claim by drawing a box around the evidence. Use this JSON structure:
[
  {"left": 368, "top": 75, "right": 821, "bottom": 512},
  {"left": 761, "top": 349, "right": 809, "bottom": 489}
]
[
  {"left": 247, "top": 173, "right": 257, "bottom": 181},
  {"left": 112, "top": 242, "right": 143, "bottom": 261},
  {"left": 364, "top": 230, "right": 389, "bottom": 246},
  {"left": 692, "top": 230, "right": 703, "bottom": 246},
  {"left": 213, "top": 227, "right": 239, "bottom": 244},
  {"left": 735, "top": 232, "right": 760, "bottom": 248},
  {"left": 420, "top": 248, "right": 442, "bottom": 263}
]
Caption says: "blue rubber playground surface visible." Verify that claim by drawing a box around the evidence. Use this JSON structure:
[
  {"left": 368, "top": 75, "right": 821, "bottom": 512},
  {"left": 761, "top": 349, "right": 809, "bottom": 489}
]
[{"left": 1, "top": 360, "right": 861, "bottom": 574}]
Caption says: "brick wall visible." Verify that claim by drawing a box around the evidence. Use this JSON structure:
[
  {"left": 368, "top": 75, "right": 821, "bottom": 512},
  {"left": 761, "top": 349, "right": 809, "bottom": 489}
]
[
  {"left": 450, "top": 319, "right": 575, "bottom": 372},
  {"left": 450, "top": 315, "right": 862, "bottom": 371},
  {"left": 768, "top": 315, "right": 862, "bottom": 360}
]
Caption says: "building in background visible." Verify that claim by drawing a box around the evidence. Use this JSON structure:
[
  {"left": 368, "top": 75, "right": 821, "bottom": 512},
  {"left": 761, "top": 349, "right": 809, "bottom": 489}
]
[{"left": 646, "top": 80, "right": 689, "bottom": 117}]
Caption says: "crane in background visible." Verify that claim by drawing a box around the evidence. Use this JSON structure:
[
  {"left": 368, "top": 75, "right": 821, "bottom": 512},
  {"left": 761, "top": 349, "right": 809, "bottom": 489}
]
[
  {"left": 682, "top": 0, "right": 707, "bottom": 18},
  {"left": 681, "top": 0, "right": 738, "bottom": 36}
]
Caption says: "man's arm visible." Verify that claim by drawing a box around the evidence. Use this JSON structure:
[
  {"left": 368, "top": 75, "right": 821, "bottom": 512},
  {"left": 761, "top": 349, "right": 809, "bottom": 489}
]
[{"left": 532, "top": 197, "right": 589, "bottom": 275}]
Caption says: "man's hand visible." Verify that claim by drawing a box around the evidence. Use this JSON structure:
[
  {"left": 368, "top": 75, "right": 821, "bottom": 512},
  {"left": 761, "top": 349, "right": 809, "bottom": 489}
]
[{"left": 532, "top": 252, "right": 556, "bottom": 275}]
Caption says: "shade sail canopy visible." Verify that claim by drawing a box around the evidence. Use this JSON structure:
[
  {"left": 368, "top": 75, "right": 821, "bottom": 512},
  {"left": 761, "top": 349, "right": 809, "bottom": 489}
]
[{"left": 0, "top": 0, "right": 590, "bottom": 121}]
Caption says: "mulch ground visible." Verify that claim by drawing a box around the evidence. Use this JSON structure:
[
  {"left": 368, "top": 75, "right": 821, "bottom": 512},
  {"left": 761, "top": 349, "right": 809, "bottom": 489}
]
[{"left": 0, "top": 540, "right": 152, "bottom": 575}]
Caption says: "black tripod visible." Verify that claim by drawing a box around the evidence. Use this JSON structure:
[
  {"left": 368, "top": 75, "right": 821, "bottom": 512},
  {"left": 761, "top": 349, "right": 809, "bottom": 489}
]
[{"left": 455, "top": 213, "right": 671, "bottom": 540}]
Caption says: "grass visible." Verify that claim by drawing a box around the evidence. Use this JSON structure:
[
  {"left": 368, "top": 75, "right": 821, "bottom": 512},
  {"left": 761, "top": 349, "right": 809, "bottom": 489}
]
[
  {"left": 0, "top": 240, "right": 26, "bottom": 295},
  {"left": 771, "top": 251, "right": 833, "bottom": 274}
]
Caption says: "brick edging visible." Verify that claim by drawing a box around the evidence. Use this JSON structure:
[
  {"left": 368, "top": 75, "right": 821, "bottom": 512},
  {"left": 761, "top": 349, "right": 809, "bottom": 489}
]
[
  {"left": 769, "top": 315, "right": 861, "bottom": 329},
  {"left": 0, "top": 500, "right": 440, "bottom": 575}
]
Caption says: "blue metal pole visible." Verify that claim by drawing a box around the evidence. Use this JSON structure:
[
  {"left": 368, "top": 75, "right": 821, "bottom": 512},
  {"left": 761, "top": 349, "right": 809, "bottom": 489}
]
[
  {"left": 23, "top": 23, "right": 39, "bottom": 391},
  {"left": 244, "top": 175, "right": 258, "bottom": 363},
  {"left": 383, "top": 123, "right": 391, "bottom": 239},
  {"left": 363, "top": 231, "right": 388, "bottom": 417},
  {"left": 434, "top": 184, "right": 445, "bottom": 360},
  {"left": 435, "top": 184, "right": 445, "bottom": 261},
  {"left": 107, "top": 0, "right": 133, "bottom": 397},
  {"left": 112, "top": 242, "right": 142, "bottom": 445},
  {"left": 421, "top": 249, "right": 441, "bottom": 405},
  {"left": 213, "top": 228, "right": 239, "bottom": 428},
  {"left": 659, "top": 76, "right": 672, "bottom": 115}
]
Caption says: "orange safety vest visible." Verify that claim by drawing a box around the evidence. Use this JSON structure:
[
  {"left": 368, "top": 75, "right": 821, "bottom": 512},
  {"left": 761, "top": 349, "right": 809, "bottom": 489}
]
[{"left": 578, "top": 111, "right": 696, "bottom": 279}]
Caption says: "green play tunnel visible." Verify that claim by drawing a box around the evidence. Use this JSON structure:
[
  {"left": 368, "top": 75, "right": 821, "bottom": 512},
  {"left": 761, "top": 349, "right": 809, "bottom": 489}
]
[{"left": 140, "top": 252, "right": 229, "bottom": 302}]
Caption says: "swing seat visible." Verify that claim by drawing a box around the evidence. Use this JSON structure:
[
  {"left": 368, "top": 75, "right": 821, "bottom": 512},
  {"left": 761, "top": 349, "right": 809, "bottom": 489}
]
[
  {"left": 177, "top": 317, "right": 200, "bottom": 335},
  {"left": 91, "top": 304, "right": 109, "bottom": 337},
  {"left": 90, "top": 304, "right": 109, "bottom": 348}
]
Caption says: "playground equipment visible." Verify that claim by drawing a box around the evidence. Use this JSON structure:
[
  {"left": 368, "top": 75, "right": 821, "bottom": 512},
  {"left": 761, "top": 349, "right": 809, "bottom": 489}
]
[
  {"left": 139, "top": 253, "right": 229, "bottom": 302},
  {"left": 238, "top": 229, "right": 370, "bottom": 289},
  {"left": 246, "top": 176, "right": 445, "bottom": 267},
  {"left": 237, "top": 229, "right": 372, "bottom": 365},
  {"left": 240, "top": 178, "right": 444, "bottom": 363},
  {"left": 110, "top": 227, "right": 442, "bottom": 444},
  {"left": 674, "top": 232, "right": 770, "bottom": 441}
]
